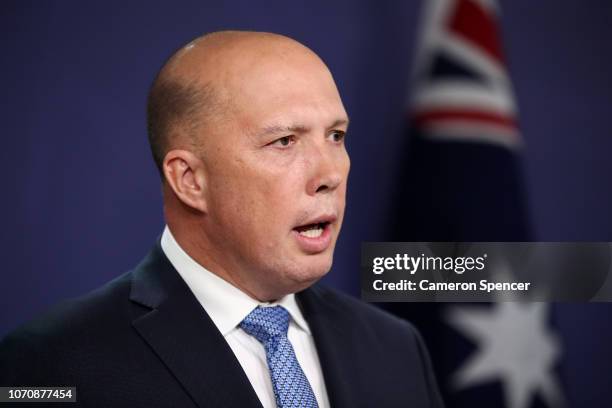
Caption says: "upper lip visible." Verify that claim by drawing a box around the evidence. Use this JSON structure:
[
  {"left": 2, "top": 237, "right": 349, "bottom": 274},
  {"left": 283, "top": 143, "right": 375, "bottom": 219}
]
[{"left": 294, "top": 213, "right": 337, "bottom": 229}]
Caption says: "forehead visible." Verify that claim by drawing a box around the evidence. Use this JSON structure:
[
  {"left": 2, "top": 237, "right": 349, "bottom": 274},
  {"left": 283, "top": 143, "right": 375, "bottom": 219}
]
[{"left": 224, "top": 52, "right": 347, "bottom": 131}]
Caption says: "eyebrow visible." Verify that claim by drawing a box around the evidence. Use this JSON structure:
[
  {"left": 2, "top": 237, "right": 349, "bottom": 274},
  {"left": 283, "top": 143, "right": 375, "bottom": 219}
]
[
  {"left": 329, "top": 118, "right": 350, "bottom": 129},
  {"left": 260, "top": 124, "right": 310, "bottom": 136},
  {"left": 255, "top": 118, "right": 350, "bottom": 139}
]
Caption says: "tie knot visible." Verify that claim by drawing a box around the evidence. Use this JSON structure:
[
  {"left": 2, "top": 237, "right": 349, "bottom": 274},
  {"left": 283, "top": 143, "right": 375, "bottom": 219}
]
[{"left": 240, "top": 306, "right": 290, "bottom": 343}]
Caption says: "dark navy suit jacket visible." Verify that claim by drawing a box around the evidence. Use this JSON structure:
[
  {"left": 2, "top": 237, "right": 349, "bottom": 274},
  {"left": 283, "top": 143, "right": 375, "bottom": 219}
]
[{"left": 0, "top": 242, "right": 444, "bottom": 407}]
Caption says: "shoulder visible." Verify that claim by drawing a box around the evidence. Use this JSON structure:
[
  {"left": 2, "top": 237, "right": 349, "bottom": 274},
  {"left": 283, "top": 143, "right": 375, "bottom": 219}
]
[
  {"left": 302, "top": 284, "right": 424, "bottom": 349},
  {"left": 301, "top": 285, "right": 444, "bottom": 407},
  {"left": 4, "top": 271, "right": 133, "bottom": 342},
  {"left": 0, "top": 271, "right": 134, "bottom": 382}
]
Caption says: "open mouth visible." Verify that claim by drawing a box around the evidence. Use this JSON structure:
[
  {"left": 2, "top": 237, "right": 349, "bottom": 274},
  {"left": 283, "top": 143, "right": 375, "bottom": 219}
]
[
  {"left": 294, "top": 222, "right": 330, "bottom": 239},
  {"left": 292, "top": 215, "right": 336, "bottom": 253}
]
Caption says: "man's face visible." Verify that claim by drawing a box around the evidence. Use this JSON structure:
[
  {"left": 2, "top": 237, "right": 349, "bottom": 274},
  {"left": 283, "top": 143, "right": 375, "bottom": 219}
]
[{"left": 200, "top": 49, "right": 350, "bottom": 299}]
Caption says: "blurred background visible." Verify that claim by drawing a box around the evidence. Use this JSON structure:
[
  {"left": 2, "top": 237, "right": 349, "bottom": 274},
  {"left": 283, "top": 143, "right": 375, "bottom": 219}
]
[{"left": 2, "top": 0, "right": 611, "bottom": 406}]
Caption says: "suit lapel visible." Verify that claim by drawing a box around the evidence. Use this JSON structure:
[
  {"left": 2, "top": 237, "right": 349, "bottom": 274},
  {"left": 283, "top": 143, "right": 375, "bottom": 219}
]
[
  {"left": 297, "top": 286, "right": 360, "bottom": 408},
  {"left": 129, "top": 243, "right": 262, "bottom": 408}
]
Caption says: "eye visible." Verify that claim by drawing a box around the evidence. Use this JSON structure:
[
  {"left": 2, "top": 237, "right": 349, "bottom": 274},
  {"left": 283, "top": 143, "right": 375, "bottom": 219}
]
[
  {"left": 329, "top": 130, "right": 346, "bottom": 143},
  {"left": 268, "top": 135, "right": 296, "bottom": 148}
]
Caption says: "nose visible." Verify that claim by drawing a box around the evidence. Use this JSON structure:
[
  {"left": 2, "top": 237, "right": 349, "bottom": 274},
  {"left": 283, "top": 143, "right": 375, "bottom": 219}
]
[{"left": 305, "top": 142, "right": 349, "bottom": 196}]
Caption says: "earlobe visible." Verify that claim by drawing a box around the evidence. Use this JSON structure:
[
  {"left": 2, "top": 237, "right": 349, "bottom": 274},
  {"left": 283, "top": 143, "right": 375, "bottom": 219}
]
[{"left": 162, "top": 150, "right": 208, "bottom": 213}]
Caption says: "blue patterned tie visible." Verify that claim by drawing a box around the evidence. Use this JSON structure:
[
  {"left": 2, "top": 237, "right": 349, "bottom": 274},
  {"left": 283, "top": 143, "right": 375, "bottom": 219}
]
[{"left": 240, "top": 306, "right": 319, "bottom": 408}]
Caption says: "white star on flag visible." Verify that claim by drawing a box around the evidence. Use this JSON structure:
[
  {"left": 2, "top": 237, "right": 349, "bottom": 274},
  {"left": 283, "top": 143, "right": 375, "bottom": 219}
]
[{"left": 446, "top": 302, "right": 565, "bottom": 408}]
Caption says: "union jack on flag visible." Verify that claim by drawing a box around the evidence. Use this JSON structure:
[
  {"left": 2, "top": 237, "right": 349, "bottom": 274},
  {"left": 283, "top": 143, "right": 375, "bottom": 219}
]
[{"left": 411, "top": 0, "right": 520, "bottom": 148}]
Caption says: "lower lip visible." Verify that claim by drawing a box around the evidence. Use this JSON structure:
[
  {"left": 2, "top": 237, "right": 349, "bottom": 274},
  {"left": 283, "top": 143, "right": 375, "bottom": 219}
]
[{"left": 292, "top": 224, "right": 333, "bottom": 254}]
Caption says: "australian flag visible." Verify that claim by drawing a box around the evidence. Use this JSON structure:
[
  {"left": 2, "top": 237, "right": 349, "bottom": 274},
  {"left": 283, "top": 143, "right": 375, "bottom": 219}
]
[
  {"left": 394, "top": 0, "right": 530, "bottom": 242},
  {"left": 383, "top": 1, "right": 565, "bottom": 407}
]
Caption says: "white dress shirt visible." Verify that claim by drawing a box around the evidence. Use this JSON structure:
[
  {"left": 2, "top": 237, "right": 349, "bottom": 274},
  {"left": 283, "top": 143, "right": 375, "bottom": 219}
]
[{"left": 160, "top": 226, "right": 330, "bottom": 408}]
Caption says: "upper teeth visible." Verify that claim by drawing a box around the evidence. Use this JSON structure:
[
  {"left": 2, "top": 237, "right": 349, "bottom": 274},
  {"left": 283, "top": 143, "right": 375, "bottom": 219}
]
[{"left": 299, "top": 227, "right": 323, "bottom": 238}]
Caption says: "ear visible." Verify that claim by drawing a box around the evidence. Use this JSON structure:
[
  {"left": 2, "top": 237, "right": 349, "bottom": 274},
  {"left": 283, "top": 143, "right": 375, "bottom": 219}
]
[{"left": 162, "top": 149, "right": 208, "bottom": 213}]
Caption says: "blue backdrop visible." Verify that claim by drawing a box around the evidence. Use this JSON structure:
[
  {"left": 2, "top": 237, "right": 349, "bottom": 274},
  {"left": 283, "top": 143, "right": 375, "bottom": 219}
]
[{"left": 2, "top": 1, "right": 612, "bottom": 406}]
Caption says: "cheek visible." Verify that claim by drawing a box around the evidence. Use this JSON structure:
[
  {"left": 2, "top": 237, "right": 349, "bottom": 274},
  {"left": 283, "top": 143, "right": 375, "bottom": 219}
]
[
  {"left": 252, "top": 181, "right": 299, "bottom": 227},
  {"left": 210, "top": 152, "right": 305, "bottom": 232},
  {"left": 215, "top": 176, "right": 291, "bottom": 237}
]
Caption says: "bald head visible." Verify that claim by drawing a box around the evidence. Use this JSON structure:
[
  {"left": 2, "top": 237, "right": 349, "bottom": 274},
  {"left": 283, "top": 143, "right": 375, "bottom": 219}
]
[{"left": 146, "top": 31, "right": 332, "bottom": 177}]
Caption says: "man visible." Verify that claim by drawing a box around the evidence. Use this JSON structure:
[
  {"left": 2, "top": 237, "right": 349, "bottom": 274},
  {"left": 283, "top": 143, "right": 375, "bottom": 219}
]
[{"left": 1, "top": 31, "right": 443, "bottom": 407}]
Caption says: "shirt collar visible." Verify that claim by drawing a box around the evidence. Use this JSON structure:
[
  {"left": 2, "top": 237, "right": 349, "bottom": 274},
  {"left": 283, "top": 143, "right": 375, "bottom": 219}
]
[{"left": 160, "top": 226, "right": 311, "bottom": 337}]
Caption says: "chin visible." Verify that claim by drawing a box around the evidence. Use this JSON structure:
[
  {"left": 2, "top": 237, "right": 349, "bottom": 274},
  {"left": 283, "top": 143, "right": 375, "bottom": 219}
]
[
  {"left": 289, "top": 254, "right": 333, "bottom": 285},
  {"left": 257, "top": 250, "right": 335, "bottom": 298}
]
